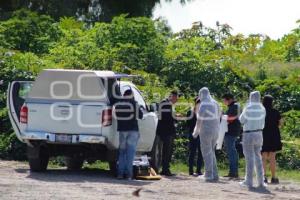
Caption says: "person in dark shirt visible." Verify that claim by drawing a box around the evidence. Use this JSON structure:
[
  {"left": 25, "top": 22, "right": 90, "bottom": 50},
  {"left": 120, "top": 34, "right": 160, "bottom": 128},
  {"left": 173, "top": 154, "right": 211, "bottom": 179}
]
[
  {"left": 222, "top": 93, "right": 241, "bottom": 178},
  {"left": 114, "top": 89, "right": 143, "bottom": 180},
  {"left": 262, "top": 95, "right": 282, "bottom": 184},
  {"left": 156, "top": 90, "right": 179, "bottom": 176},
  {"left": 187, "top": 97, "right": 203, "bottom": 176}
]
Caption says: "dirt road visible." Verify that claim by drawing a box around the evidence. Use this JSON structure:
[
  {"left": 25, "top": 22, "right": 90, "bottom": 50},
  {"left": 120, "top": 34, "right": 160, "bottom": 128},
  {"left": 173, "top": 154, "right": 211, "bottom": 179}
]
[{"left": 0, "top": 160, "right": 299, "bottom": 200}]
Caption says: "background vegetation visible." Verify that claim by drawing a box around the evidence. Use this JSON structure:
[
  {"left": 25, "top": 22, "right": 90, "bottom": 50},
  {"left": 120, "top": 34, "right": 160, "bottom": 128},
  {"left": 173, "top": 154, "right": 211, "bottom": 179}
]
[{"left": 0, "top": 8, "right": 299, "bottom": 171}]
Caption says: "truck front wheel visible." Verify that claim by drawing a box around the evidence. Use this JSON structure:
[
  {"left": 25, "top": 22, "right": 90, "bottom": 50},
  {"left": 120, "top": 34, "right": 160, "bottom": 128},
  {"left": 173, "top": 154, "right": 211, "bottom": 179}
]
[{"left": 27, "top": 145, "right": 49, "bottom": 172}]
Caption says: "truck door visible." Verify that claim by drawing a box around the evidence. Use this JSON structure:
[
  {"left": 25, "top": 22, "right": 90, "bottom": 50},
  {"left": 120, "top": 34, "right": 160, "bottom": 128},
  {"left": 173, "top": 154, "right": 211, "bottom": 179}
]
[{"left": 7, "top": 81, "right": 32, "bottom": 142}]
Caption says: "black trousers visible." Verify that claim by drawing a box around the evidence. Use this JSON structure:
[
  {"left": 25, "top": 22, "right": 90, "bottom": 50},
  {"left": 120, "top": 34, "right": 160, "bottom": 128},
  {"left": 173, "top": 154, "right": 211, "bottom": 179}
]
[
  {"left": 188, "top": 136, "right": 203, "bottom": 173},
  {"left": 160, "top": 135, "right": 175, "bottom": 172}
]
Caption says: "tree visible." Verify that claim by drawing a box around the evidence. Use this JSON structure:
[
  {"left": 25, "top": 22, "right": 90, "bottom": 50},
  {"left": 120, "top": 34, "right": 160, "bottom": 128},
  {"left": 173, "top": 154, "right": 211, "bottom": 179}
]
[
  {"left": 0, "top": 9, "right": 62, "bottom": 54},
  {"left": 0, "top": 0, "right": 191, "bottom": 22}
]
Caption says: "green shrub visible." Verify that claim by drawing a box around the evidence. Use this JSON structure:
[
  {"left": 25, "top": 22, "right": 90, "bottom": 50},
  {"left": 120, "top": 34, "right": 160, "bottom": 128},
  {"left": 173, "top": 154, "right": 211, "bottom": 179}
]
[
  {"left": 277, "top": 142, "right": 300, "bottom": 170},
  {"left": 0, "top": 9, "right": 62, "bottom": 54},
  {"left": 281, "top": 110, "right": 300, "bottom": 139},
  {"left": 256, "top": 78, "right": 300, "bottom": 113}
]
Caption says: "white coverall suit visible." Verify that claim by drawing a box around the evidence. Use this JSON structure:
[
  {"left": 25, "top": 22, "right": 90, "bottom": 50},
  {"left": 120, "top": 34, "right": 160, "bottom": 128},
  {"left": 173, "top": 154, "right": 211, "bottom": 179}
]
[
  {"left": 239, "top": 91, "right": 266, "bottom": 188},
  {"left": 193, "top": 87, "right": 221, "bottom": 181}
]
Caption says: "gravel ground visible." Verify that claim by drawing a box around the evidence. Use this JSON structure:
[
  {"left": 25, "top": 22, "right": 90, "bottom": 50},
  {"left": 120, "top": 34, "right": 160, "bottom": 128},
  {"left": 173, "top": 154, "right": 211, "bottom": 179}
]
[{"left": 0, "top": 160, "right": 299, "bottom": 200}]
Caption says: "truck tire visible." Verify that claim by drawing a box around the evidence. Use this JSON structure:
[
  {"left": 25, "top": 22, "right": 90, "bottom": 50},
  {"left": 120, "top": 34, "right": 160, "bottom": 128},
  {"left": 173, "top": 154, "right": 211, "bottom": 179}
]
[
  {"left": 149, "top": 136, "right": 162, "bottom": 172},
  {"left": 27, "top": 145, "right": 49, "bottom": 172},
  {"left": 109, "top": 161, "right": 117, "bottom": 176},
  {"left": 65, "top": 156, "right": 84, "bottom": 170}
]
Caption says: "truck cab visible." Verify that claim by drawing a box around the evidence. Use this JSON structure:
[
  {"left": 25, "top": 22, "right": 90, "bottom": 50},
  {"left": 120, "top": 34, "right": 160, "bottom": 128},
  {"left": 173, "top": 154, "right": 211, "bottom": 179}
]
[{"left": 7, "top": 69, "right": 161, "bottom": 172}]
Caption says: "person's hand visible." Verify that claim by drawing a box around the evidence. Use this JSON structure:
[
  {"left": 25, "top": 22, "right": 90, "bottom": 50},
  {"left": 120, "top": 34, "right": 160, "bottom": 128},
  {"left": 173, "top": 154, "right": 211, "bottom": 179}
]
[
  {"left": 175, "top": 113, "right": 183, "bottom": 118},
  {"left": 192, "top": 126, "right": 199, "bottom": 138},
  {"left": 192, "top": 131, "right": 198, "bottom": 139}
]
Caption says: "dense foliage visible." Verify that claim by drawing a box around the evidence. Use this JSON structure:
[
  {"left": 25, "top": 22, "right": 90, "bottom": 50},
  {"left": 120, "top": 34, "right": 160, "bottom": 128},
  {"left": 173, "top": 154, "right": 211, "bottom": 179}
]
[
  {"left": 0, "top": 0, "right": 190, "bottom": 22},
  {"left": 0, "top": 10, "right": 299, "bottom": 169}
]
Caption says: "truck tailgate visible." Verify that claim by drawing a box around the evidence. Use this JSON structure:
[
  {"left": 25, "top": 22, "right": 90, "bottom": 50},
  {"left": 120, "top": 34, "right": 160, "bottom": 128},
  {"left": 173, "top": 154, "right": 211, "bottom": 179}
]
[{"left": 26, "top": 102, "right": 107, "bottom": 134}]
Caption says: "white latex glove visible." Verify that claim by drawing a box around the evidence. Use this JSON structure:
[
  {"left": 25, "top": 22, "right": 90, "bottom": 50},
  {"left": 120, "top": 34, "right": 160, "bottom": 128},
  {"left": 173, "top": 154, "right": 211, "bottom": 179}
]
[{"left": 192, "top": 120, "right": 201, "bottom": 138}]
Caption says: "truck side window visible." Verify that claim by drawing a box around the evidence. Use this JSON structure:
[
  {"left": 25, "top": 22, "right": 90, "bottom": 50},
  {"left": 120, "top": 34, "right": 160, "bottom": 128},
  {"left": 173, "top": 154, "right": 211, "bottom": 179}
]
[
  {"left": 131, "top": 87, "right": 146, "bottom": 109},
  {"left": 120, "top": 85, "right": 146, "bottom": 109}
]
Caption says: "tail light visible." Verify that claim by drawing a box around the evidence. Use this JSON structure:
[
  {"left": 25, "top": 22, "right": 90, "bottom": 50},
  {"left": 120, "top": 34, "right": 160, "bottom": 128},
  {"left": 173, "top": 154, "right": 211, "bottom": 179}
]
[
  {"left": 102, "top": 108, "right": 112, "bottom": 127},
  {"left": 20, "top": 105, "right": 28, "bottom": 124}
]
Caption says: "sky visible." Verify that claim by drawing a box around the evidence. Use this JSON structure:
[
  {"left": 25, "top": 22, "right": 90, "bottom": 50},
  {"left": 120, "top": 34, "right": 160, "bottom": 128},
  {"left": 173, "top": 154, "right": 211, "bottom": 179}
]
[{"left": 153, "top": 0, "right": 300, "bottom": 39}]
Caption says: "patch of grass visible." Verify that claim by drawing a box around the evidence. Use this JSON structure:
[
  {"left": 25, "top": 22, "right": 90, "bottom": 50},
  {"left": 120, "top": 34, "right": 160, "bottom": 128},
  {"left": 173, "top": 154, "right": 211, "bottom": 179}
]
[
  {"left": 47, "top": 157, "right": 300, "bottom": 182},
  {"left": 83, "top": 160, "right": 109, "bottom": 170},
  {"left": 170, "top": 161, "right": 300, "bottom": 182}
]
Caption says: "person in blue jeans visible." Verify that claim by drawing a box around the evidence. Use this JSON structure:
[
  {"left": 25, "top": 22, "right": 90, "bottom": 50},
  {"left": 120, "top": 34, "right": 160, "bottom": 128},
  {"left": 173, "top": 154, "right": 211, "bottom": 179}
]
[
  {"left": 222, "top": 93, "right": 242, "bottom": 178},
  {"left": 114, "top": 89, "right": 143, "bottom": 180}
]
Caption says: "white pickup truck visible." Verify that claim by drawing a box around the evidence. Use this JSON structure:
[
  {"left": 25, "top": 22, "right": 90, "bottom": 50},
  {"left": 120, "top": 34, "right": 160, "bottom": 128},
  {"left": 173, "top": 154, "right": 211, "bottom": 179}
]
[{"left": 7, "top": 69, "right": 161, "bottom": 172}]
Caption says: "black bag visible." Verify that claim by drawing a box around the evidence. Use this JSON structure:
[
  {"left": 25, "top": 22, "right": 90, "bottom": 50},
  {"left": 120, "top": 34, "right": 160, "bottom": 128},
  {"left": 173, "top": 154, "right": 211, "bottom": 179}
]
[{"left": 133, "top": 165, "right": 150, "bottom": 178}]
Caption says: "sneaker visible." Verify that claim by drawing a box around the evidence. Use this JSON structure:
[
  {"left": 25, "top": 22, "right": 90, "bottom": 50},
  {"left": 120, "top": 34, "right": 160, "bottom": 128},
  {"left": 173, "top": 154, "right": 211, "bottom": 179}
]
[
  {"left": 257, "top": 183, "right": 268, "bottom": 189},
  {"left": 224, "top": 173, "right": 239, "bottom": 179},
  {"left": 197, "top": 175, "right": 206, "bottom": 180},
  {"left": 239, "top": 181, "right": 252, "bottom": 188},
  {"left": 271, "top": 177, "right": 279, "bottom": 184},
  {"left": 198, "top": 175, "right": 218, "bottom": 182},
  {"left": 190, "top": 172, "right": 199, "bottom": 177},
  {"left": 196, "top": 171, "right": 203, "bottom": 176},
  {"left": 161, "top": 170, "right": 175, "bottom": 176},
  {"left": 264, "top": 176, "right": 268, "bottom": 184}
]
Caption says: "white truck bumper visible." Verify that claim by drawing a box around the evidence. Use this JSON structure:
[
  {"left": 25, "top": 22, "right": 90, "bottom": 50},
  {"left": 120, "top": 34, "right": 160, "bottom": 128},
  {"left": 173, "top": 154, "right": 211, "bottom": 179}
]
[{"left": 21, "top": 131, "right": 106, "bottom": 144}]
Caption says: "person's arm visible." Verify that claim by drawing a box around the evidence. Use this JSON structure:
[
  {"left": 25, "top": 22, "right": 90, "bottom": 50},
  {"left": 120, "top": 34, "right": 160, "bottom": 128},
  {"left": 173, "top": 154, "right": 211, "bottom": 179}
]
[
  {"left": 227, "top": 104, "right": 239, "bottom": 123},
  {"left": 193, "top": 104, "right": 205, "bottom": 138},
  {"left": 192, "top": 119, "right": 201, "bottom": 138},
  {"left": 239, "top": 107, "right": 247, "bottom": 125},
  {"left": 261, "top": 106, "right": 266, "bottom": 128}
]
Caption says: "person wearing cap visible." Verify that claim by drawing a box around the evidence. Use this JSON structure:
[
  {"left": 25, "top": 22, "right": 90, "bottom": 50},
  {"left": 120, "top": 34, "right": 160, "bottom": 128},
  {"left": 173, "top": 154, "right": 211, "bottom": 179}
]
[
  {"left": 187, "top": 97, "right": 203, "bottom": 176},
  {"left": 114, "top": 89, "right": 143, "bottom": 180},
  {"left": 156, "top": 90, "right": 179, "bottom": 176},
  {"left": 239, "top": 91, "right": 266, "bottom": 189},
  {"left": 262, "top": 95, "right": 282, "bottom": 184},
  {"left": 222, "top": 93, "right": 242, "bottom": 178}
]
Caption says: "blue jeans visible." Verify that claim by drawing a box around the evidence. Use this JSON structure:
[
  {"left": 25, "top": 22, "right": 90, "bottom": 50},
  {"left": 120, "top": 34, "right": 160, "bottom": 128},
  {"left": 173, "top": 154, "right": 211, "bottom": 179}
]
[
  {"left": 118, "top": 131, "right": 140, "bottom": 178},
  {"left": 224, "top": 135, "right": 239, "bottom": 175}
]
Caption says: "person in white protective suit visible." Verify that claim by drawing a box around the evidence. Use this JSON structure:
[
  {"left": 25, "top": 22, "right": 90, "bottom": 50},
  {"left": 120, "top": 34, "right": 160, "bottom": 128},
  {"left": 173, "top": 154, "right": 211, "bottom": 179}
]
[
  {"left": 193, "top": 87, "right": 221, "bottom": 182},
  {"left": 239, "top": 91, "right": 266, "bottom": 188}
]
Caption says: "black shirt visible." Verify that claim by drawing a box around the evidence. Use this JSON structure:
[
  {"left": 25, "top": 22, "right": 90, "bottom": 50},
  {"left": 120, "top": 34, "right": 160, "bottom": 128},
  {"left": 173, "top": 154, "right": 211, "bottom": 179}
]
[
  {"left": 186, "top": 109, "right": 200, "bottom": 140},
  {"left": 115, "top": 98, "right": 143, "bottom": 131},
  {"left": 225, "top": 102, "right": 242, "bottom": 137},
  {"left": 156, "top": 99, "right": 176, "bottom": 137},
  {"left": 186, "top": 109, "right": 196, "bottom": 134},
  {"left": 262, "top": 108, "right": 282, "bottom": 152}
]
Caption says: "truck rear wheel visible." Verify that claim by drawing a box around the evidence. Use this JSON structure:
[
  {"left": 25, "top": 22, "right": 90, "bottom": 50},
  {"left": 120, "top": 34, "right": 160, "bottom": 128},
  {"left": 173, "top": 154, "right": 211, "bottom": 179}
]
[
  {"left": 65, "top": 156, "right": 84, "bottom": 170},
  {"left": 109, "top": 161, "right": 117, "bottom": 176},
  {"left": 27, "top": 145, "right": 49, "bottom": 172},
  {"left": 149, "top": 136, "right": 162, "bottom": 172}
]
